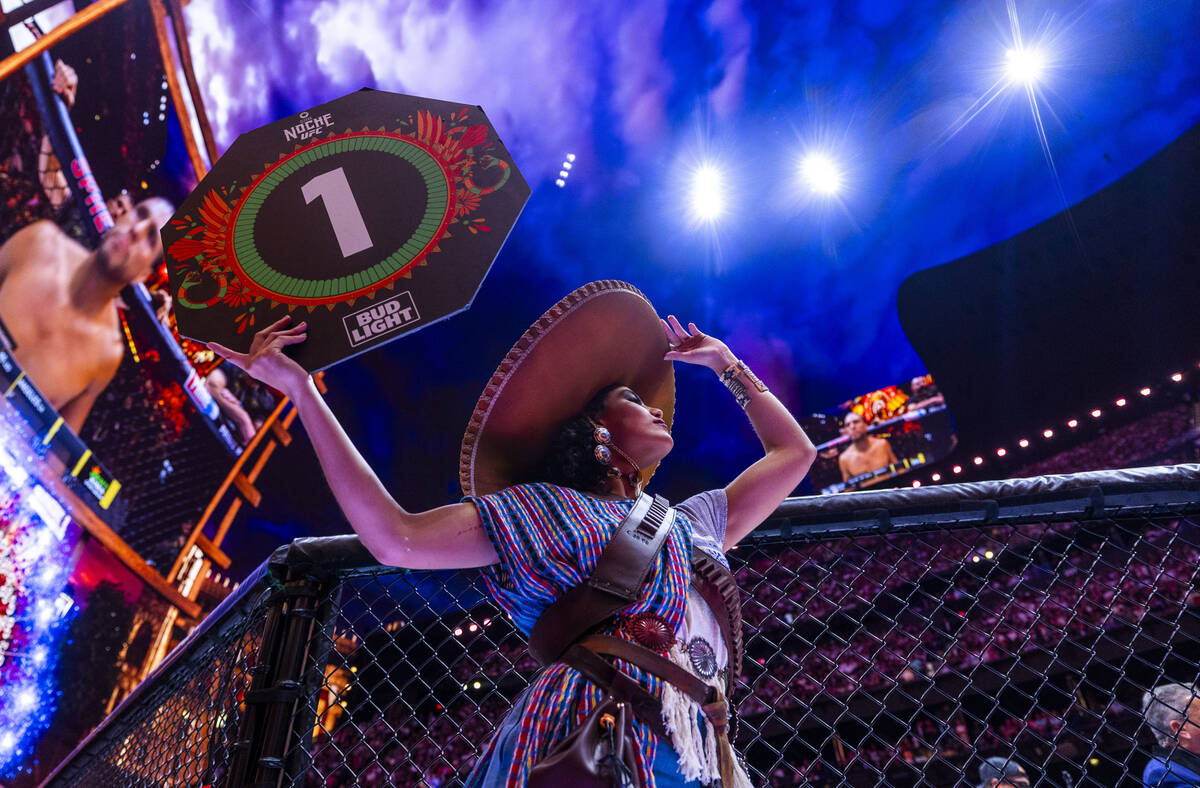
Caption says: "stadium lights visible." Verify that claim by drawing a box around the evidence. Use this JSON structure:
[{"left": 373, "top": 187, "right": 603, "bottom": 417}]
[
  {"left": 1171, "top": 372, "right": 1183, "bottom": 382},
  {"left": 1019, "top": 439, "right": 1030, "bottom": 448},
  {"left": 1043, "top": 429, "right": 1054, "bottom": 439},
  {"left": 1091, "top": 409, "right": 1102, "bottom": 418},
  {"left": 996, "top": 448, "right": 1007, "bottom": 457},
  {"left": 953, "top": 465, "right": 963, "bottom": 474},
  {"left": 1004, "top": 47, "right": 1046, "bottom": 85},
  {"left": 912, "top": 480, "right": 921, "bottom": 488},
  {"left": 689, "top": 164, "right": 726, "bottom": 222},
  {"left": 974, "top": 457, "right": 984, "bottom": 465},
  {"left": 1067, "top": 419, "right": 1078, "bottom": 428},
  {"left": 799, "top": 153, "right": 843, "bottom": 195},
  {"left": 1140, "top": 387, "right": 1152, "bottom": 396},
  {"left": 1115, "top": 398, "right": 1127, "bottom": 407},
  {"left": 931, "top": 473, "right": 942, "bottom": 482}
]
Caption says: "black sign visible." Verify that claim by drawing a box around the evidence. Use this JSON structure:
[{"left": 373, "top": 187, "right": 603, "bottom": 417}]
[{"left": 163, "top": 89, "right": 530, "bottom": 371}]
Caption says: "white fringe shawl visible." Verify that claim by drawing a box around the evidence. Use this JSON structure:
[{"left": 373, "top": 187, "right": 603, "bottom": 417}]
[{"left": 659, "top": 643, "right": 754, "bottom": 787}]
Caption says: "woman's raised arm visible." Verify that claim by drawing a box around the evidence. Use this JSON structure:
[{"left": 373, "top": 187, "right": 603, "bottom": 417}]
[
  {"left": 662, "top": 317, "right": 816, "bottom": 549},
  {"left": 210, "top": 317, "right": 497, "bottom": 570}
]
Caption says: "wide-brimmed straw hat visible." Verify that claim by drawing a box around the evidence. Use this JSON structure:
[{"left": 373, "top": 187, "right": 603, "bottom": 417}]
[{"left": 459, "top": 280, "right": 675, "bottom": 497}]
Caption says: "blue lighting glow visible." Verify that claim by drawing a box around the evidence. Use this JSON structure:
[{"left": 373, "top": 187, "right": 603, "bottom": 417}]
[
  {"left": 688, "top": 163, "right": 726, "bottom": 223},
  {"left": 0, "top": 417, "right": 80, "bottom": 778},
  {"left": 1005, "top": 47, "right": 1047, "bottom": 85},
  {"left": 799, "top": 153, "right": 844, "bottom": 196}
]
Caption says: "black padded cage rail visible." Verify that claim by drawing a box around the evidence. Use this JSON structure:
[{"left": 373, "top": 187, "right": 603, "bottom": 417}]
[{"left": 42, "top": 464, "right": 1200, "bottom": 788}]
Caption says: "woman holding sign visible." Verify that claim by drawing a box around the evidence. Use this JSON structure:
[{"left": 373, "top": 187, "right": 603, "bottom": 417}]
[{"left": 210, "top": 280, "right": 815, "bottom": 788}]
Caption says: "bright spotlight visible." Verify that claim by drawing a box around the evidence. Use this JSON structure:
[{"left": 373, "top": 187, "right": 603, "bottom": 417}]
[
  {"left": 799, "top": 153, "right": 843, "bottom": 195},
  {"left": 689, "top": 165, "right": 726, "bottom": 222},
  {"left": 1005, "top": 47, "right": 1046, "bottom": 85}
]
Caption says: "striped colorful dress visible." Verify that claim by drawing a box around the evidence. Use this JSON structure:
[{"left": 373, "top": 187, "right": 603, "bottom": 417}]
[{"left": 460, "top": 482, "right": 708, "bottom": 788}]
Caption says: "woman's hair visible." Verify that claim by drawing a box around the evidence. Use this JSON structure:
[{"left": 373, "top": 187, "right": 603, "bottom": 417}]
[{"left": 533, "top": 383, "right": 622, "bottom": 493}]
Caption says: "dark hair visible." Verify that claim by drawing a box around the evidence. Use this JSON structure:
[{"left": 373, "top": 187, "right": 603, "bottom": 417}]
[{"left": 533, "top": 383, "right": 622, "bottom": 493}]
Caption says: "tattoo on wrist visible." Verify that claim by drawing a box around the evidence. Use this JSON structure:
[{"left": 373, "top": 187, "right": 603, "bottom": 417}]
[{"left": 720, "top": 359, "right": 768, "bottom": 409}]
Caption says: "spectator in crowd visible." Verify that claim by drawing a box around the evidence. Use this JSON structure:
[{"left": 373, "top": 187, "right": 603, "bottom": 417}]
[
  {"left": 0, "top": 195, "right": 172, "bottom": 430},
  {"left": 977, "top": 756, "right": 1030, "bottom": 787},
  {"left": 205, "top": 365, "right": 258, "bottom": 445},
  {"left": 1142, "top": 683, "right": 1200, "bottom": 787},
  {"left": 838, "top": 410, "right": 898, "bottom": 489}
]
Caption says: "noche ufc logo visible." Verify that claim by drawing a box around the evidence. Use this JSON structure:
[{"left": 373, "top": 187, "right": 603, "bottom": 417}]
[{"left": 343, "top": 292, "right": 420, "bottom": 347}]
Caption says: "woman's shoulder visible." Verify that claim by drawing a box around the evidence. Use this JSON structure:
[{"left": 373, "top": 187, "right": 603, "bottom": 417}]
[
  {"left": 470, "top": 482, "right": 626, "bottom": 519},
  {"left": 674, "top": 488, "right": 728, "bottom": 559},
  {"left": 674, "top": 488, "right": 728, "bottom": 529}
]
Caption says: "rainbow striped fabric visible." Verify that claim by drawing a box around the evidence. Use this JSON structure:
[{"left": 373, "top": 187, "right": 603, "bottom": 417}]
[{"left": 463, "top": 482, "right": 696, "bottom": 788}]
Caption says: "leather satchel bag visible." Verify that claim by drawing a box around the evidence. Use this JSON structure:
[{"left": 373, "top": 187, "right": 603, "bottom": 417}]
[{"left": 527, "top": 696, "right": 640, "bottom": 788}]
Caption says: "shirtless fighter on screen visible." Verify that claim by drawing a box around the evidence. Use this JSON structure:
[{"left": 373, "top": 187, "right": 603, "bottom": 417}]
[
  {"left": 838, "top": 410, "right": 898, "bottom": 490},
  {"left": 0, "top": 198, "right": 172, "bottom": 431}
]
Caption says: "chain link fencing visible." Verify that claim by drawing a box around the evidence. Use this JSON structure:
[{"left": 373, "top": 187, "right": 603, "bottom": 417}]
[{"left": 43, "top": 465, "right": 1200, "bottom": 788}]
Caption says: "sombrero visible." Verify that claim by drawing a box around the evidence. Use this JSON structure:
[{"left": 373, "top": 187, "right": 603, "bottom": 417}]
[{"left": 459, "top": 280, "right": 675, "bottom": 497}]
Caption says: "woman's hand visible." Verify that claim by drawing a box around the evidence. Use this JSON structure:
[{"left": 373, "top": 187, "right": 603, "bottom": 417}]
[
  {"left": 208, "top": 316, "right": 310, "bottom": 398},
  {"left": 661, "top": 315, "right": 737, "bottom": 372}
]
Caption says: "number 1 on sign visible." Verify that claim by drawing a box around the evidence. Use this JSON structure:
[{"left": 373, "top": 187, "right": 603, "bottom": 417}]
[{"left": 302, "top": 167, "right": 374, "bottom": 258}]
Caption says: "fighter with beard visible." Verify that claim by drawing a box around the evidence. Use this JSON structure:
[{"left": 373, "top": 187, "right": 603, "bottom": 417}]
[{"left": 0, "top": 197, "right": 172, "bottom": 431}]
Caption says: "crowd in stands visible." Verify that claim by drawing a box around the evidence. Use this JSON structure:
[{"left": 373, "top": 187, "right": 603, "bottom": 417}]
[
  {"left": 737, "top": 523, "right": 1198, "bottom": 715},
  {"left": 1015, "top": 405, "right": 1194, "bottom": 477},
  {"left": 307, "top": 696, "right": 509, "bottom": 787}
]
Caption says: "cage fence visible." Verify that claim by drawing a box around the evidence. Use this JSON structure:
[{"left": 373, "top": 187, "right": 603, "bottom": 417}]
[{"left": 43, "top": 465, "right": 1200, "bottom": 788}]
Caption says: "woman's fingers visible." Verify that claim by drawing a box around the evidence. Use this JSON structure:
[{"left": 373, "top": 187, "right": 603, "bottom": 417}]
[
  {"left": 279, "top": 320, "right": 308, "bottom": 335},
  {"left": 276, "top": 333, "right": 307, "bottom": 347},
  {"left": 207, "top": 341, "right": 245, "bottom": 369},
  {"left": 261, "top": 315, "right": 293, "bottom": 334},
  {"left": 667, "top": 314, "right": 688, "bottom": 337}
]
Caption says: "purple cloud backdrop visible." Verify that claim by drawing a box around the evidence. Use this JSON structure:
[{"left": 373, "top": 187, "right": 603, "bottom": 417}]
[{"left": 176, "top": 0, "right": 1200, "bottom": 560}]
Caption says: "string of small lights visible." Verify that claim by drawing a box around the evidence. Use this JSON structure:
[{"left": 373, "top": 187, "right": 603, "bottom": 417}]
[{"left": 911, "top": 364, "right": 1198, "bottom": 488}]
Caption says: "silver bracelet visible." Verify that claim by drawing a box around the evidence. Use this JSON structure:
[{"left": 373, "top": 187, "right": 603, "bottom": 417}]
[{"left": 719, "top": 360, "right": 768, "bottom": 408}]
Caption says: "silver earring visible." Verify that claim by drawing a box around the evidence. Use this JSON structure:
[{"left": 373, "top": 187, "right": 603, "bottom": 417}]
[{"left": 593, "top": 426, "right": 612, "bottom": 464}]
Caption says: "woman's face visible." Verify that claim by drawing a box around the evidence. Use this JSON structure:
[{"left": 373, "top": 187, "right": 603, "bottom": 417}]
[{"left": 595, "top": 386, "right": 673, "bottom": 467}]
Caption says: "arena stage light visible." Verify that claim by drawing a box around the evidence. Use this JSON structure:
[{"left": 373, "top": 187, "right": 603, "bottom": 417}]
[
  {"left": 1005, "top": 46, "right": 1046, "bottom": 85},
  {"left": 688, "top": 164, "right": 726, "bottom": 223},
  {"left": 799, "top": 153, "right": 843, "bottom": 196}
]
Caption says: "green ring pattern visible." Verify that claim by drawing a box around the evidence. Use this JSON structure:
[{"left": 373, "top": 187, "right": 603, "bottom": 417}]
[{"left": 230, "top": 136, "right": 450, "bottom": 300}]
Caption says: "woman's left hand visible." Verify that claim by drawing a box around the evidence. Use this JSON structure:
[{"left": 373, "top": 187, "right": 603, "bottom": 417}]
[{"left": 661, "top": 315, "right": 737, "bottom": 372}]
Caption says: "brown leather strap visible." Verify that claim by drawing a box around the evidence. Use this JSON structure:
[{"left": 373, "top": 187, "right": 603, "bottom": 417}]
[
  {"left": 561, "top": 643, "right": 670, "bottom": 740},
  {"left": 578, "top": 634, "right": 711, "bottom": 704},
  {"left": 529, "top": 494, "right": 674, "bottom": 665},
  {"left": 689, "top": 549, "right": 744, "bottom": 687},
  {"left": 564, "top": 638, "right": 736, "bottom": 746}
]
